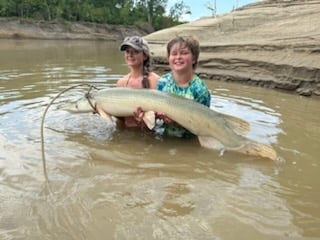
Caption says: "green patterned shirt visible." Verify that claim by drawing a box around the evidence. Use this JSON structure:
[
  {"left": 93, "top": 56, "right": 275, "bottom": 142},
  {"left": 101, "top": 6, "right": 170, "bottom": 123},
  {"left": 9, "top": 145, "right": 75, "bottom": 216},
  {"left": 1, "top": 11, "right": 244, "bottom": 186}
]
[{"left": 157, "top": 72, "right": 211, "bottom": 138}]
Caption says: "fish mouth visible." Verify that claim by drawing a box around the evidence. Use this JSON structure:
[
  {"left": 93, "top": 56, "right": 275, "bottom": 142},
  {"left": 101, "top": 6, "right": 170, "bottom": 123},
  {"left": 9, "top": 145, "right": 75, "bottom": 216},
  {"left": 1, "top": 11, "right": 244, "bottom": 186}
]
[{"left": 57, "top": 102, "right": 77, "bottom": 112}]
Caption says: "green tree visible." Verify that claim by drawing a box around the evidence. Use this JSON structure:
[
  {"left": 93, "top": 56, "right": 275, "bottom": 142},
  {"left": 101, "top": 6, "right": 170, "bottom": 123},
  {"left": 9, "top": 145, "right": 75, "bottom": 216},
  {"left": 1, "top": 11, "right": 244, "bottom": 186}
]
[
  {"left": 133, "top": 0, "right": 167, "bottom": 27},
  {"left": 169, "top": 0, "right": 190, "bottom": 22},
  {"left": 0, "top": 0, "right": 190, "bottom": 30}
]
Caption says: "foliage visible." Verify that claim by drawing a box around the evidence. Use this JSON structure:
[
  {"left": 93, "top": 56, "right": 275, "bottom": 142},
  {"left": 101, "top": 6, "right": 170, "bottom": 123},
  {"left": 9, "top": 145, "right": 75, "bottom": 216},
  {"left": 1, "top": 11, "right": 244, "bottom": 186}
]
[
  {"left": 0, "top": 0, "right": 191, "bottom": 31},
  {"left": 169, "top": 0, "right": 190, "bottom": 21}
]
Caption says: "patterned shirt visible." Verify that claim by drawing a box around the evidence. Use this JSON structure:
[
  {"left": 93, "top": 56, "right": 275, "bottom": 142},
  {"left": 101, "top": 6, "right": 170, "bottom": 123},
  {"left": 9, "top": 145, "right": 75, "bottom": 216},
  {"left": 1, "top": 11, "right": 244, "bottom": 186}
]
[{"left": 157, "top": 72, "right": 211, "bottom": 138}]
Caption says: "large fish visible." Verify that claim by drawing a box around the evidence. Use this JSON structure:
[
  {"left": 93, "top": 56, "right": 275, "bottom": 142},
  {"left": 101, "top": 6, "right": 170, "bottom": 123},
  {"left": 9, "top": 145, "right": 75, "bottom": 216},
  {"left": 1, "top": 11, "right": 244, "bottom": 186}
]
[{"left": 61, "top": 87, "right": 278, "bottom": 160}]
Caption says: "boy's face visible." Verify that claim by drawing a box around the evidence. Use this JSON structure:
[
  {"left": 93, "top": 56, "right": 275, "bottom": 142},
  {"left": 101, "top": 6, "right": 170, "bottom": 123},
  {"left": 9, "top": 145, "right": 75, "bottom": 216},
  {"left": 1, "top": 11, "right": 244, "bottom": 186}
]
[{"left": 168, "top": 43, "right": 195, "bottom": 72}]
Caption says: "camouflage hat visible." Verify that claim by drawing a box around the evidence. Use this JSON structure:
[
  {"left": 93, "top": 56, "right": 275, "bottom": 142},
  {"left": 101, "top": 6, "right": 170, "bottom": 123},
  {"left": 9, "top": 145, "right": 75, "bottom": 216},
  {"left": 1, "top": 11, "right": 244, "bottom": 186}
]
[{"left": 120, "top": 36, "right": 150, "bottom": 57}]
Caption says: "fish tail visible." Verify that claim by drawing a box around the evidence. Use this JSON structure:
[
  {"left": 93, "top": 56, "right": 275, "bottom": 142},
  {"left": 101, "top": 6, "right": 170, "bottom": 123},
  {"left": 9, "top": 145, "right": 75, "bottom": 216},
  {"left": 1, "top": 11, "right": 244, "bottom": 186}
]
[{"left": 238, "top": 141, "right": 278, "bottom": 161}]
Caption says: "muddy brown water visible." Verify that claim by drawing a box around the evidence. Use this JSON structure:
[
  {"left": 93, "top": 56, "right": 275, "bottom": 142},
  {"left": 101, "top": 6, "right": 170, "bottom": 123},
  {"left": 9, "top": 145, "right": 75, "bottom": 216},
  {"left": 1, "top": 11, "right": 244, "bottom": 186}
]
[{"left": 0, "top": 39, "right": 319, "bottom": 239}]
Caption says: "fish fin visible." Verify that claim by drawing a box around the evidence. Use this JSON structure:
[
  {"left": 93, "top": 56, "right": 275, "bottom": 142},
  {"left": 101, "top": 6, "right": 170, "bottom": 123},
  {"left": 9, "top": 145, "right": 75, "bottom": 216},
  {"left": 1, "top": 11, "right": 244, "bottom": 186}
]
[
  {"left": 237, "top": 141, "right": 278, "bottom": 161},
  {"left": 198, "top": 136, "right": 224, "bottom": 153},
  {"left": 143, "top": 111, "right": 156, "bottom": 130},
  {"left": 221, "top": 113, "right": 250, "bottom": 136},
  {"left": 96, "top": 104, "right": 114, "bottom": 122}
]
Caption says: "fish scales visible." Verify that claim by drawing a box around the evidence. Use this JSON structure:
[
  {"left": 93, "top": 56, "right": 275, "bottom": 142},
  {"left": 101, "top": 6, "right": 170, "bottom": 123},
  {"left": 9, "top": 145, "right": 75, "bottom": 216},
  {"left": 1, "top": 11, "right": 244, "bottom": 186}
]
[{"left": 62, "top": 87, "right": 278, "bottom": 160}]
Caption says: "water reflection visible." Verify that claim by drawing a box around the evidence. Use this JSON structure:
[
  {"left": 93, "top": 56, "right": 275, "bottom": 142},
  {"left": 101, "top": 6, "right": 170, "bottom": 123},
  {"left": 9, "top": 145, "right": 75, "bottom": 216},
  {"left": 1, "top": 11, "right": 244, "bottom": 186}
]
[
  {"left": 211, "top": 92, "right": 282, "bottom": 145},
  {"left": 0, "top": 39, "right": 319, "bottom": 239}
]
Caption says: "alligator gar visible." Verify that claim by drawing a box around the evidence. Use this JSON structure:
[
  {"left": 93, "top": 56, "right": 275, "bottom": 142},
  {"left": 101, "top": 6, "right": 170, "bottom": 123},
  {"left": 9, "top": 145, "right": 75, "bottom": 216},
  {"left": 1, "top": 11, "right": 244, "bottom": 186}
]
[{"left": 61, "top": 87, "right": 277, "bottom": 160}]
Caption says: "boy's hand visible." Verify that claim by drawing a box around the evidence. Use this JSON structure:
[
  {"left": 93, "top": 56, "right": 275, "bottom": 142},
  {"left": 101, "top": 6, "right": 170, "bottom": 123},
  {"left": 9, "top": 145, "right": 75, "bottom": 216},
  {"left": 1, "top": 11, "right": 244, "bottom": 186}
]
[
  {"left": 156, "top": 112, "right": 174, "bottom": 124},
  {"left": 133, "top": 107, "right": 145, "bottom": 123}
]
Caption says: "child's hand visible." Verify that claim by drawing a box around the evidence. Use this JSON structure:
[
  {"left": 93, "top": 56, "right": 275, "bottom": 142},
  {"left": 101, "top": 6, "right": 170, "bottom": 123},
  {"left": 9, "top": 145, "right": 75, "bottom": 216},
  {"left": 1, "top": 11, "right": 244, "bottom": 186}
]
[
  {"left": 133, "top": 107, "right": 145, "bottom": 123},
  {"left": 156, "top": 112, "right": 174, "bottom": 124}
]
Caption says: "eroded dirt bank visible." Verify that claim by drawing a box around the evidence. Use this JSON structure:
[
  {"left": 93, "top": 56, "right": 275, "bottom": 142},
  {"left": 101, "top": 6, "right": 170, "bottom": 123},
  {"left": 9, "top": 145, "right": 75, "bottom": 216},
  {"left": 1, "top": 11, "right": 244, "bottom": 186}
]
[{"left": 145, "top": 0, "right": 320, "bottom": 97}]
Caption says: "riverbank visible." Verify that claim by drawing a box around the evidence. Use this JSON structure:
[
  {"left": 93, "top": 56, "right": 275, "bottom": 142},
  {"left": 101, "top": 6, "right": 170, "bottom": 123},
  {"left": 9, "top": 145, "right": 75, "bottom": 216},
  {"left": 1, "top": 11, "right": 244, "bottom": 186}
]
[
  {"left": 0, "top": 18, "right": 149, "bottom": 41},
  {"left": 1, "top": 0, "right": 320, "bottom": 97},
  {"left": 146, "top": 0, "right": 320, "bottom": 97}
]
